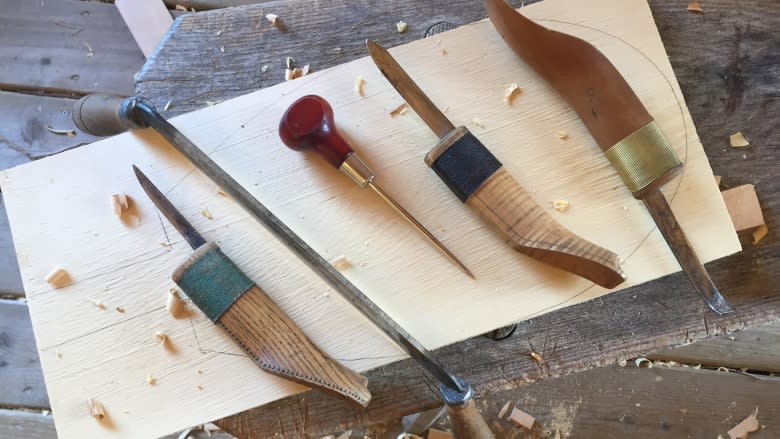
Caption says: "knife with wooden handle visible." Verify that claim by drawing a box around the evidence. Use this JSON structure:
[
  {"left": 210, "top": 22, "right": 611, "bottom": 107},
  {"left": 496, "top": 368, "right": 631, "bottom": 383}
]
[
  {"left": 484, "top": 0, "right": 733, "bottom": 314},
  {"left": 367, "top": 40, "right": 625, "bottom": 289}
]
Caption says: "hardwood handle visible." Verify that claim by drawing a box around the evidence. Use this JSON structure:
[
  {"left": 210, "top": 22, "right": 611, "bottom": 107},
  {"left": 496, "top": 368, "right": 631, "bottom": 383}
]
[
  {"left": 173, "top": 242, "right": 371, "bottom": 407},
  {"left": 447, "top": 399, "right": 495, "bottom": 439},
  {"left": 72, "top": 93, "right": 132, "bottom": 136},
  {"left": 426, "top": 127, "right": 625, "bottom": 288}
]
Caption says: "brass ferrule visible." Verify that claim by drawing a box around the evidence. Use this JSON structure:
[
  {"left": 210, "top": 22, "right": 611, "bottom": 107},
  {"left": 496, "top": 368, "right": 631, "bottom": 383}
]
[
  {"left": 340, "top": 153, "right": 375, "bottom": 188},
  {"left": 604, "top": 120, "right": 682, "bottom": 195}
]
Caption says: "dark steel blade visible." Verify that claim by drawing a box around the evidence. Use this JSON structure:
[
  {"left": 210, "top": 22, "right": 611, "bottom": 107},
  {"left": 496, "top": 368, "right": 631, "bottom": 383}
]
[
  {"left": 132, "top": 165, "right": 207, "bottom": 250},
  {"left": 366, "top": 40, "right": 455, "bottom": 139},
  {"left": 643, "top": 190, "right": 734, "bottom": 315}
]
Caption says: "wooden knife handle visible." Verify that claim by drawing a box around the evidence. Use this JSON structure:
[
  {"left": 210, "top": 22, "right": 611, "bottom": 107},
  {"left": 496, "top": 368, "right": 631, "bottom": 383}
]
[
  {"left": 447, "top": 398, "right": 495, "bottom": 439},
  {"left": 172, "top": 242, "right": 371, "bottom": 407},
  {"left": 425, "top": 126, "right": 624, "bottom": 288}
]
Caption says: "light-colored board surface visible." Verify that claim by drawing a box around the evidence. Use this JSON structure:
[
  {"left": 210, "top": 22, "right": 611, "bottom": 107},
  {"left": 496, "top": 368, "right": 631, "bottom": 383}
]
[
  {"left": 115, "top": 0, "right": 174, "bottom": 59},
  {"left": 722, "top": 184, "right": 765, "bottom": 231},
  {"left": 0, "top": 300, "right": 49, "bottom": 409},
  {"left": 0, "top": 0, "right": 740, "bottom": 438}
]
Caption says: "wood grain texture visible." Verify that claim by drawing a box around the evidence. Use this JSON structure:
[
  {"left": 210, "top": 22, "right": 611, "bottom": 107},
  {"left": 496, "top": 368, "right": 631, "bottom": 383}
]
[
  {"left": 0, "top": 300, "right": 49, "bottom": 409},
  {"left": 217, "top": 284, "right": 371, "bottom": 406},
  {"left": 446, "top": 399, "right": 495, "bottom": 439},
  {"left": 0, "top": 0, "right": 750, "bottom": 437},
  {"left": 649, "top": 320, "right": 780, "bottom": 373},
  {"left": 0, "top": 409, "right": 57, "bottom": 439},
  {"left": 0, "top": 0, "right": 144, "bottom": 96},
  {"left": 115, "top": 0, "right": 174, "bottom": 59}
]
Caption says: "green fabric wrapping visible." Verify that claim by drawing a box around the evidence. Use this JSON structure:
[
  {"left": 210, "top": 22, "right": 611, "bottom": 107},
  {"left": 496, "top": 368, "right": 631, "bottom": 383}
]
[{"left": 174, "top": 244, "right": 254, "bottom": 322}]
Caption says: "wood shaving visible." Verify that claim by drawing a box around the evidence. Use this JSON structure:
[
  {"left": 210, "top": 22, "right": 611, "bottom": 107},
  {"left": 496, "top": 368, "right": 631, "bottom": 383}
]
[
  {"left": 206, "top": 101, "right": 219, "bottom": 106},
  {"left": 56, "top": 351, "right": 62, "bottom": 359},
  {"left": 472, "top": 118, "right": 485, "bottom": 128},
  {"left": 557, "top": 131, "right": 569, "bottom": 140},
  {"left": 87, "top": 398, "right": 105, "bottom": 420},
  {"left": 196, "top": 385, "right": 204, "bottom": 390},
  {"left": 329, "top": 255, "right": 352, "bottom": 271},
  {"left": 160, "top": 241, "right": 171, "bottom": 248},
  {"left": 115, "top": 306, "right": 125, "bottom": 313},
  {"left": 729, "top": 132, "right": 749, "bottom": 147},
  {"left": 175, "top": 4, "right": 187, "bottom": 11},
  {"left": 46, "top": 125, "right": 76, "bottom": 137},
  {"left": 146, "top": 372, "right": 157, "bottom": 385},
  {"left": 167, "top": 288, "right": 187, "bottom": 319},
  {"left": 530, "top": 352, "right": 543, "bottom": 363},
  {"left": 216, "top": 187, "right": 228, "bottom": 197},
  {"left": 618, "top": 359, "right": 628, "bottom": 367},
  {"left": 497, "top": 400, "right": 512, "bottom": 419},
  {"left": 90, "top": 299, "right": 105, "bottom": 310},
  {"left": 715, "top": 175, "right": 722, "bottom": 186},
  {"left": 752, "top": 224, "right": 768, "bottom": 245},
  {"left": 154, "top": 331, "right": 167, "bottom": 345},
  {"left": 389, "top": 102, "right": 409, "bottom": 117},
  {"left": 508, "top": 407, "right": 535, "bottom": 430},
  {"left": 219, "top": 46, "right": 225, "bottom": 52},
  {"left": 285, "top": 65, "right": 309, "bottom": 81},
  {"left": 687, "top": 1, "right": 703, "bottom": 12},
  {"left": 215, "top": 30, "right": 223, "bottom": 36},
  {"left": 163, "top": 100, "right": 173, "bottom": 112},
  {"left": 200, "top": 208, "right": 213, "bottom": 220},
  {"left": 82, "top": 41, "right": 94, "bottom": 57},
  {"left": 635, "top": 357, "right": 652, "bottom": 368},
  {"left": 442, "top": 106, "right": 449, "bottom": 113},
  {"left": 728, "top": 407, "right": 759, "bottom": 439},
  {"left": 717, "top": 366, "right": 730, "bottom": 372},
  {"left": 396, "top": 20, "right": 408, "bottom": 33},
  {"left": 45, "top": 266, "right": 71, "bottom": 288},
  {"left": 261, "top": 64, "right": 269, "bottom": 73},
  {"left": 553, "top": 199, "right": 570, "bottom": 213},
  {"left": 112, "top": 193, "right": 130, "bottom": 217},
  {"left": 504, "top": 83, "right": 521, "bottom": 104},
  {"left": 265, "top": 13, "right": 279, "bottom": 26},
  {"left": 426, "top": 429, "right": 453, "bottom": 439},
  {"left": 355, "top": 76, "right": 365, "bottom": 97}
]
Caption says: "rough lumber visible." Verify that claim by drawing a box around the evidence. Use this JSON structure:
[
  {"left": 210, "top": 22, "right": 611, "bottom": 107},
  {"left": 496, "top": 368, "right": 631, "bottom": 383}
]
[
  {"left": 0, "top": 195, "right": 23, "bottom": 297},
  {"left": 0, "top": 409, "right": 56, "bottom": 439},
  {"left": 0, "top": 0, "right": 144, "bottom": 96},
  {"left": 0, "top": 300, "right": 49, "bottom": 409},
  {"left": 649, "top": 320, "right": 780, "bottom": 373},
  {"left": 115, "top": 0, "right": 174, "bottom": 58}
]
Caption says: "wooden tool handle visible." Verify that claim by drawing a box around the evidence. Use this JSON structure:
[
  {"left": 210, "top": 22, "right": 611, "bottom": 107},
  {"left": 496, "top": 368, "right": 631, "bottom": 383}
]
[
  {"left": 72, "top": 93, "right": 131, "bottom": 136},
  {"left": 447, "top": 399, "right": 495, "bottom": 439},
  {"left": 426, "top": 126, "right": 625, "bottom": 288},
  {"left": 173, "top": 242, "right": 370, "bottom": 407}
]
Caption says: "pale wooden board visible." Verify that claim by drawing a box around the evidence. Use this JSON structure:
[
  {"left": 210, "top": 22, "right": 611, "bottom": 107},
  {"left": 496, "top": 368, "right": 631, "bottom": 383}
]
[
  {"left": 115, "top": 0, "right": 174, "bottom": 59},
  {"left": 0, "top": 0, "right": 741, "bottom": 438}
]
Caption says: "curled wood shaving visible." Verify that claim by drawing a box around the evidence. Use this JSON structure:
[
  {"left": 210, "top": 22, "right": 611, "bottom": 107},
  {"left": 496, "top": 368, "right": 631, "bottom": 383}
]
[
  {"left": 82, "top": 41, "right": 94, "bottom": 57},
  {"left": 46, "top": 266, "right": 71, "bottom": 288},
  {"left": 146, "top": 372, "right": 157, "bottom": 385},
  {"left": 497, "top": 400, "right": 512, "bottom": 419},
  {"left": 508, "top": 407, "right": 535, "bottom": 430},
  {"left": 285, "top": 65, "right": 309, "bottom": 81},
  {"left": 167, "top": 288, "right": 187, "bottom": 319},
  {"left": 530, "top": 352, "right": 543, "bottom": 363},
  {"left": 175, "top": 4, "right": 187, "bottom": 11},
  {"left": 553, "top": 199, "right": 570, "bottom": 213},
  {"left": 389, "top": 102, "right": 409, "bottom": 117},
  {"left": 728, "top": 407, "right": 759, "bottom": 439},
  {"left": 200, "top": 208, "right": 213, "bottom": 220},
  {"left": 752, "top": 224, "right": 768, "bottom": 245},
  {"left": 163, "top": 100, "right": 173, "bottom": 112},
  {"left": 635, "top": 357, "right": 653, "bottom": 368},
  {"left": 216, "top": 186, "right": 228, "bottom": 197},
  {"left": 154, "top": 331, "right": 167, "bottom": 345},
  {"left": 557, "top": 131, "right": 569, "bottom": 140},
  {"left": 265, "top": 13, "right": 279, "bottom": 25},
  {"left": 504, "top": 83, "right": 521, "bottom": 104},
  {"left": 729, "top": 132, "right": 749, "bottom": 147},
  {"left": 115, "top": 306, "right": 125, "bottom": 313},
  {"left": 46, "top": 125, "right": 76, "bottom": 137},
  {"left": 90, "top": 299, "right": 105, "bottom": 310},
  {"left": 329, "top": 255, "right": 352, "bottom": 271},
  {"left": 687, "top": 1, "right": 703, "bottom": 12},
  {"left": 87, "top": 398, "right": 105, "bottom": 420},
  {"left": 112, "top": 193, "right": 130, "bottom": 217},
  {"left": 396, "top": 20, "right": 408, "bottom": 33},
  {"left": 355, "top": 76, "right": 365, "bottom": 96}
]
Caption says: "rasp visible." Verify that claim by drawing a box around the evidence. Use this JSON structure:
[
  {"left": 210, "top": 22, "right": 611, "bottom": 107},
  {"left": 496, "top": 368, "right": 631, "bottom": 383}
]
[
  {"left": 484, "top": 0, "right": 733, "bottom": 314},
  {"left": 133, "top": 165, "right": 371, "bottom": 406},
  {"left": 367, "top": 40, "right": 625, "bottom": 289}
]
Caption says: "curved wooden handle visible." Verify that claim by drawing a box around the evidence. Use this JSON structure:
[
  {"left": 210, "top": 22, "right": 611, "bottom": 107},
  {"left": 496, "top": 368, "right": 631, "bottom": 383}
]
[
  {"left": 72, "top": 94, "right": 131, "bottom": 136},
  {"left": 447, "top": 399, "right": 495, "bottom": 439},
  {"left": 427, "top": 127, "right": 624, "bottom": 288},
  {"left": 218, "top": 285, "right": 371, "bottom": 407}
]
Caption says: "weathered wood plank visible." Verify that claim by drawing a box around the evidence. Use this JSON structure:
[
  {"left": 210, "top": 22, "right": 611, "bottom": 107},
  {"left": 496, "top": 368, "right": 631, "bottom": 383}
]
[
  {"left": 649, "top": 320, "right": 780, "bottom": 373},
  {"left": 0, "top": 0, "right": 144, "bottom": 96},
  {"left": 0, "top": 300, "right": 49, "bottom": 409},
  {"left": 0, "top": 195, "right": 24, "bottom": 297},
  {"left": 0, "top": 409, "right": 56, "bottom": 439}
]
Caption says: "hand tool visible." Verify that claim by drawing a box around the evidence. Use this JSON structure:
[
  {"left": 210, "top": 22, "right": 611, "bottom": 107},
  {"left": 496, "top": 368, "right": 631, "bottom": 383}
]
[
  {"left": 484, "top": 0, "right": 733, "bottom": 315},
  {"left": 366, "top": 40, "right": 626, "bottom": 289},
  {"left": 132, "top": 165, "right": 371, "bottom": 406},
  {"left": 279, "top": 94, "right": 474, "bottom": 279},
  {"left": 73, "top": 94, "right": 495, "bottom": 439}
]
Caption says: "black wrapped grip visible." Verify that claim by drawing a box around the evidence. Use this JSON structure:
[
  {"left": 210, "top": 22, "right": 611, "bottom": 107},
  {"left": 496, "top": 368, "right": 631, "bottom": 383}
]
[{"left": 429, "top": 130, "right": 502, "bottom": 202}]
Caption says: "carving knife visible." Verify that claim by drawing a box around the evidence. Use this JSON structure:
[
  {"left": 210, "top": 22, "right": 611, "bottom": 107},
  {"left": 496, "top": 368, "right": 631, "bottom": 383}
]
[
  {"left": 484, "top": 0, "right": 733, "bottom": 314},
  {"left": 367, "top": 40, "right": 626, "bottom": 289},
  {"left": 133, "top": 165, "right": 371, "bottom": 406}
]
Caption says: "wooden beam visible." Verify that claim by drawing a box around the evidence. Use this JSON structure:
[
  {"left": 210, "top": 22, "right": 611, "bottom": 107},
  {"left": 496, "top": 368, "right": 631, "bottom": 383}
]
[{"left": 0, "top": 300, "right": 49, "bottom": 409}]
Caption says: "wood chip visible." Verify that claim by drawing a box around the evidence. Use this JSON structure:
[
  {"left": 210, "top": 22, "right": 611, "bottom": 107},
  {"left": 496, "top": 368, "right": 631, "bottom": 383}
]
[
  {"left": 116, "top": 306, "right": 125, "bottom": 313},
  {"left": 497, "top": 400, "right": 512, "bottom": 419},
  {"left": 721, "top": 184, "right": 764, "bottom": 231},
  {"left": 752, "top": 224, "right": 768, "bottom": 245},
  {"left": 200, "top": 208, "right": 213, "bottom": 220},
  {"left": 216, "top": 186, "right": 228, "bottom": 197},
  {"left": 112, "top": 193, "right": 130, "bottom": 217},
  {"left": 426, "top": 429, "right": 453, "bottom": 439},
  {"left": 530, "top": 351, "right": 543, "bottom": 363},
  {"left": 553, "top": 199, "right": 570, "bottom": 213},
  {"left": 504, "top": 83, "right": 521, "bottom": 104},
  {"left": 728, "top": 407, "right": 759, "bottom": 439},
  {"left": 557, "top": 131, "right": 569, "bottom": 140},
  {"left": 87, "top": 398, "right": 105, "bottom": 420},
  {"left": 46, "top": 125, "right": 76, "bottom": 137},
  {"left": 163, "top": 100, "right": 173, "bottom": 112},
  {"left": 167, "top": 288, "right": 187, "bottom": 318},
  {"left": 687, "top": 1, "right": 703, "bottom": 12},
  {"left": 329, "top": 255, "right": 352, "bottom": 271},
  {"left": 635, "top": 357, "right": 653, "bottom": 368},
  {"left": 175, "top": 4, "right": 187, "bottom": 11},
  {"left": 82, "top": 41, "right": 94, "bottom": 57},
  {"left": 396, "top": 20, "right": 408, "bottom": 33},
  {"left": 265, "top": 13, "right": 279, "bottom": 25},
  {"left": 261, "top": 65, "right": 269, "bottom": 73},
  {"left": 285, "top": 65, "right": 309, "bottom": 81},
  {"left": 472, "top": 118, "right": 485, "bottom": 128},
  {"left": 729, "top": 132, "right": 750, "bottom": 147},
  {"left": 154, "top": 331, "right": 167, "bottom": 345},
  {"left": 146, "top": 372, "right": 157, "bottom": 385},
  {"left": 355, "top": 76, "right": 365, "bottom": 97},
  {"left": 90, "top": 299, "right": 105, "bottom": 310},
  {"left": 508, "top": 407, "right": 535, "bottom": 430},
  {"left": 389, "top": 102, "right": 409, "bottom": 117},
  {"left": 45, "top": 266, "right": 71, "bottom": 288}
]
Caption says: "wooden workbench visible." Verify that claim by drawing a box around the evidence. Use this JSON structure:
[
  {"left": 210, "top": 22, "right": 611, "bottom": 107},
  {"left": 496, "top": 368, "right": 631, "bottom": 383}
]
[{"left": 0, "top": 0, "right": 777, "bottom": 438}]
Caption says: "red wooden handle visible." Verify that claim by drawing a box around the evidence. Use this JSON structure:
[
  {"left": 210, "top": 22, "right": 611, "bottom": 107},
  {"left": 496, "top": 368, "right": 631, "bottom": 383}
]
[{"left": 279, "top": 95, "right": 354, "bottom": 168}]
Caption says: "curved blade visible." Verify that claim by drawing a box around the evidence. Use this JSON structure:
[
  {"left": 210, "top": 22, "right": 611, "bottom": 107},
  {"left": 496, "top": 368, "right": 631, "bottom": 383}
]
[{"left": 484, "top": 0, "right": 652, "bottom": 150}]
